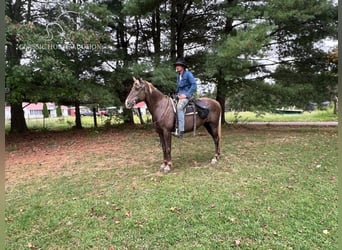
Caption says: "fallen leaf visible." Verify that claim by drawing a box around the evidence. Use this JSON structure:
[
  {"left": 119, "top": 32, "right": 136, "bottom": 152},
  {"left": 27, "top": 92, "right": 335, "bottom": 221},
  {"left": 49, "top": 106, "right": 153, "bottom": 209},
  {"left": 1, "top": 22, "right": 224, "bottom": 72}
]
[
  {"left": 27, "top": 242, "right": 37, "bottom": 249},
  {"left": 125, "top": 211, "right": 133, "bottom": 218},
  {"left": 169, "top": 207, "right": 182, "bottom": 214},
  {"left": 112, "top": 204, "right": 121, "bottom": 211},
  {"left": 5, "top": 217, "right": 13, "bottom": 222},
  {"left": 229, "top": 217, "right": 236, "bottom": 222}
]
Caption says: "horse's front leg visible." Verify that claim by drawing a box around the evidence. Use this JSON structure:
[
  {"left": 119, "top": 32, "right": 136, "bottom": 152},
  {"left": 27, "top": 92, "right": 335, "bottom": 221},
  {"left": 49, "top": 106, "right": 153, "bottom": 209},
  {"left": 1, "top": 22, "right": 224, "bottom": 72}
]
[{"left": 159, "top": 131, "right": 172, "bottom": 173}]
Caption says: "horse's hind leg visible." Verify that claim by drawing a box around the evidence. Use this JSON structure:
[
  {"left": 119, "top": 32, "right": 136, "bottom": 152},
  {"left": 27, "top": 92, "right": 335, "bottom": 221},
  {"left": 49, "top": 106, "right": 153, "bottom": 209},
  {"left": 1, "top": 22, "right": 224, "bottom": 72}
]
[{"left": 204, "top": 123, "right": 220, "bottom": 163}]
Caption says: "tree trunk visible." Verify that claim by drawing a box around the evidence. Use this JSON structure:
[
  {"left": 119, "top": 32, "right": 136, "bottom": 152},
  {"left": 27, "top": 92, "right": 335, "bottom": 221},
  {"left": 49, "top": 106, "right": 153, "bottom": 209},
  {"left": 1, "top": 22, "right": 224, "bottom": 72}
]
[
  {"left": 10, "top": 103, "right": 28, "bottom": 133},
  {"left": 74, "top": 100, "right": 83, "bottom": 129},
  {"left": 176, "top": 0, "right": 185, "bottom": 58},
  {"left": 123, "top": 108, "right": 134, "bottom": 124},
  {"left": 170, "top": 1, "right": 177, "bottom": 60},
  {"left": 216, "top": 72, "right": 227, "bottom": 124},
  {"left": 92, "top": 106, "right": 97, "bottom": 128},
  {"left": 7, "top": 34, "right": 26, "bottom": 133},
  {"left": 134, "top": 16, "right": 140, "bottom": 58},
  {"left": 117, "top": 12, "right": 128, "bottom": 61},
  {"left": 152, "top": 8, "right": 161, "bottom": 65},
  {"left": 333, "top": 95, "right": 338, "bottom": 114},
  {"left": 137, "top": 108, "right": 144, "bottom": 124},
  {"left": 7, "top": 1, "right": 26, "bottom": 133}
]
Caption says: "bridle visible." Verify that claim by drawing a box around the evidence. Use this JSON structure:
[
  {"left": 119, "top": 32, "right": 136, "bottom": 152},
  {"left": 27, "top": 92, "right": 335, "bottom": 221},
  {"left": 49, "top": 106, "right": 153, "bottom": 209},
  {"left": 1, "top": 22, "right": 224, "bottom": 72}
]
[
  {"left": 129, "top": 79, "right": 173, "bottom": 126},
  {"left": 127, "top": 81, "right": 148, "bottom": 107}
]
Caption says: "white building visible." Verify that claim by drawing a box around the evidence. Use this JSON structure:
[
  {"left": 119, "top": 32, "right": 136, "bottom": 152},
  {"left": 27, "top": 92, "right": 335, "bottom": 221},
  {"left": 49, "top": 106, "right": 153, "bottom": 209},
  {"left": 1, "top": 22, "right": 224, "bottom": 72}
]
[{"left": 5, "top": 102, "right": 69, "bottom": 119}]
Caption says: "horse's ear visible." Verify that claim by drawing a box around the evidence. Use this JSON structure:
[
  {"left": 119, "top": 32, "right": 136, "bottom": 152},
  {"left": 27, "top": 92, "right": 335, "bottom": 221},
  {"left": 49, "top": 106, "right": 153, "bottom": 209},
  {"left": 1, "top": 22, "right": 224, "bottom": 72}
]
[
  {"left": 139, "top": 77, "right": 148, "bottom": 84},
  {"left": 133, "top": 77, "right": 137, "bottom": 81}
]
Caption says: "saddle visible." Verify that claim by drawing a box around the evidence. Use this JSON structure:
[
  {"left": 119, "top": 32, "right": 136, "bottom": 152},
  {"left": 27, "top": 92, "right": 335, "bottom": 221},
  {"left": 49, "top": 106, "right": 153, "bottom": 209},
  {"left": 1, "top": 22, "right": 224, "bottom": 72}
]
[
  {"left": 172, "top": 97, "right": 210, "bottom": 136},
  {"left": 185, "top": 99, "right": 209, "bottom": 119}
]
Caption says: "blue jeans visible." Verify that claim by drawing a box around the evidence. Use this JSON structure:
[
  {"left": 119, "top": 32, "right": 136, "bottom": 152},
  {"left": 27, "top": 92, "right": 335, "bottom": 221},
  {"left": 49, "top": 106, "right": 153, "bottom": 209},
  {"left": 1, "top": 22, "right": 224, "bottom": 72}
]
[{"left": 176, "top": 98, "right": 189, "bottom": 132}]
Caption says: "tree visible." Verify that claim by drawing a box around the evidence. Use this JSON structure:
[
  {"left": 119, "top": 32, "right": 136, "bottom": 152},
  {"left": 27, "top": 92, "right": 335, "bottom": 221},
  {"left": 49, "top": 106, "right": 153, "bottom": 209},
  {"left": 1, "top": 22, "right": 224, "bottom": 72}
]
[
  {"left": 56, "top": 105, "right": 63, "bottom": 117},
  {"left": 42, "top": 102, "right": 49, "bottom": 128},
  {"left": 5, "top": 0, "right": 30, "bottom": 133},
  {"left": 267, "top": 0, "right": 338, "bottom": 108},
  {"left": 6, "top": 0, "right": 337, "bottom": 132},
  {"left": 6, "top": 0, "right": 119, "bottom": 131},
  {"left": 122, "top": 0, "right": 227, "bottom": 87},
  {"left": 206, "top": 0, "right": 337, "bottom": 120},
  {"left": 205, "top": 0, "right": 275, "bottom": 121},
  {"left": 42, "top": 103, "right": 49, "bottom": 118},
  {"left": 38, "top": 2, "right": 116, "bottom": 128}
]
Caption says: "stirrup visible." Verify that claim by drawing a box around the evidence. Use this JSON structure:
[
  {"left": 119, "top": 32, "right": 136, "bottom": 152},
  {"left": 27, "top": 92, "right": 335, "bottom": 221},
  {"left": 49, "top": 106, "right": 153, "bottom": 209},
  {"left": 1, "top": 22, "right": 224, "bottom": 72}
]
[{"left": 171, "top": 130, "right": 183, "bottom": 138}]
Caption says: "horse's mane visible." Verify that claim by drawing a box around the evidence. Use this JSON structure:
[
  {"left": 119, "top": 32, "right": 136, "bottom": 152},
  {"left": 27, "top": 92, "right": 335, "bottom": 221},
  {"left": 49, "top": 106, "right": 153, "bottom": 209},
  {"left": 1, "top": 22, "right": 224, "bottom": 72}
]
[
  {"left": 139, "top": 78, "right": 162, "bottom": 96},
  {"left": 136, "top": 77, "right": 170, "bottom": 101},
  {"left": 144, "top": 80, "right": 155, "bottom": 94}
]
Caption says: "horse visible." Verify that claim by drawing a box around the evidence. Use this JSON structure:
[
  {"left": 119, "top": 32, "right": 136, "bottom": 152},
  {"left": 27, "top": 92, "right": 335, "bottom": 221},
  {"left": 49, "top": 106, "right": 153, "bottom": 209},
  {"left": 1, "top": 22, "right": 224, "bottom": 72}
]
[{"left": 125, "top": 77, "right": 222, "bottom": 173}]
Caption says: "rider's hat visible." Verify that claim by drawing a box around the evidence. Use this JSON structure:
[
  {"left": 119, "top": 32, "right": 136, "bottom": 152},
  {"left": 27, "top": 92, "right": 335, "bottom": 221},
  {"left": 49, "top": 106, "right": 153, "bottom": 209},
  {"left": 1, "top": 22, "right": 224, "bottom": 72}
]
[{"left": 174, "top": 58, "right": 187, "bottom": 68}]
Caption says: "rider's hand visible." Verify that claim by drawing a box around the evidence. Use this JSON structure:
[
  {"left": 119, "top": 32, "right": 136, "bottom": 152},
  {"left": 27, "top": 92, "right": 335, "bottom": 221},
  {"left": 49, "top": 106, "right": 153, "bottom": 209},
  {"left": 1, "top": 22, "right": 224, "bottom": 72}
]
[{"left": 178, "top": 94, "right": 187, "bottom": 99}]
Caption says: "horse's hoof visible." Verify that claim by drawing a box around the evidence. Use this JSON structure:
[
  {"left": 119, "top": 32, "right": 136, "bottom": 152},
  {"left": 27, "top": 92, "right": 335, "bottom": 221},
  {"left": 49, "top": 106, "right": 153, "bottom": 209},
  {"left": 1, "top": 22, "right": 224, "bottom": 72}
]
[
  {"left": 160, "top": 164, "right": 166, "bottom": 172},
  {"left": 211, "top": 158, "right": 218, "bottom": 164},
  {"left": 163, "top": 166, "right": 171, "bottom": 174}
]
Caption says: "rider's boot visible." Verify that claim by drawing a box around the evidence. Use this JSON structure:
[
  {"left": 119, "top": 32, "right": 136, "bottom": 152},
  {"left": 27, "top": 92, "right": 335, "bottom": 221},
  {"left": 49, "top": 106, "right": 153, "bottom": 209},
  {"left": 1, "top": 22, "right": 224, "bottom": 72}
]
[{"left": 172, "top": 129, "right": 184, "bottom": 138}]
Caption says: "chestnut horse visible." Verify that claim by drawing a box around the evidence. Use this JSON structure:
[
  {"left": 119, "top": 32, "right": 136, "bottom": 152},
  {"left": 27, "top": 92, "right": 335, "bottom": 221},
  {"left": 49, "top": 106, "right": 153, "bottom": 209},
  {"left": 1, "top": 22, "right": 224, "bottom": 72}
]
[{"left": 125, "top": 77, "right": 222, "bottom": 173}]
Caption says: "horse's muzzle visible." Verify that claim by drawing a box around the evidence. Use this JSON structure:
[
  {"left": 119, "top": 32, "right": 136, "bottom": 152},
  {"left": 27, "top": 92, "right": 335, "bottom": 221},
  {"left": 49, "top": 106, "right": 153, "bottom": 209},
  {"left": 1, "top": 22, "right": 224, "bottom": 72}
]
[{"left": 125, "top": 98, "right": 136, "bottom": 109}]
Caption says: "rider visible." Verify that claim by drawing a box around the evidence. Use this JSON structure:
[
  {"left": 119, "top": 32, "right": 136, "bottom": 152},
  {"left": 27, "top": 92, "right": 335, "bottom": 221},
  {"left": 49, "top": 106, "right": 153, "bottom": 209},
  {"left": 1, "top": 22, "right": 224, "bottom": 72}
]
[{"left": 172, "top": 58, "right": 197, "bottom": 138}]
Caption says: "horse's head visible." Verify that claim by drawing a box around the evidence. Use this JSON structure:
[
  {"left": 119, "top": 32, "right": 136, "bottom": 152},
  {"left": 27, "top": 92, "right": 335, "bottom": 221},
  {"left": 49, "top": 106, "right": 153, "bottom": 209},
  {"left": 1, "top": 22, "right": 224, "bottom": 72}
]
[{"left": 125, "top": 77, "right": 148, "bottom": 109}]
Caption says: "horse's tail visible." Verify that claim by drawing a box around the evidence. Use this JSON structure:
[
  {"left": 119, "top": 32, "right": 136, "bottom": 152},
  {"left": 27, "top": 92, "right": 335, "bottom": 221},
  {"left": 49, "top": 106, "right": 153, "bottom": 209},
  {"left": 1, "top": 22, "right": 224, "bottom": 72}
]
[{"left": 218, "top": 109, "right": 222, "bottom": 143}]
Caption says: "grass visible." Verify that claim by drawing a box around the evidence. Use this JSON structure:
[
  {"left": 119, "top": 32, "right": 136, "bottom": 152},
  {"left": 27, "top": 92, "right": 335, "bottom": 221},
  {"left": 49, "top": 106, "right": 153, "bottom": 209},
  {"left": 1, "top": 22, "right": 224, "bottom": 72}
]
[
  {"left": 5, "top": 125, "right": 338, "bottom": 249},
  {"left": 226, "top": 108, "right": 338, "bottom": 123},
  {"left": 4, "top": 116, "right": 121, "bottom": 131},
  {"left": 4, "top": 108, "right": 337, "bottom": 132}
]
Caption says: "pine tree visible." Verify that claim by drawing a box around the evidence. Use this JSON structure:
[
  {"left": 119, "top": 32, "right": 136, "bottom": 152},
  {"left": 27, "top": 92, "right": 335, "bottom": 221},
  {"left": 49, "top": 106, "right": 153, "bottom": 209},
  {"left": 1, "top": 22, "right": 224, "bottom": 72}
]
[{"left": 207, "top": 0, "right": 337, "bottom": 115}]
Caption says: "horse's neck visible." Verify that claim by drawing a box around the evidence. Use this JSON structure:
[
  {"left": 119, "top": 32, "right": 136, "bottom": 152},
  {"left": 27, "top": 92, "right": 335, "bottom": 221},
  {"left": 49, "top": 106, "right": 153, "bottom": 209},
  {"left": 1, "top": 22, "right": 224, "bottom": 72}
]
[{"left": 145, "top": 87, "right": 168, "bottom": 116}]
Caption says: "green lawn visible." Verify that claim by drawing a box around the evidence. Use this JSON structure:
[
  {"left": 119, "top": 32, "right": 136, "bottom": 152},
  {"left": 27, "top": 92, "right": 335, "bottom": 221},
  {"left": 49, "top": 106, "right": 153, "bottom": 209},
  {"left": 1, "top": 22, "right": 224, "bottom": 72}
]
[
  {"left": 5, "top": 115, "right": 117, "bottom": 131},
  {"left": 5, "top": 108, "right": 338, "bottom": 132},
  {"left": 225, "top": 108, "right": 338, "bottom": 123},
  {"left": 5, "top": 125, "right": 338, "bottom": 249}
]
